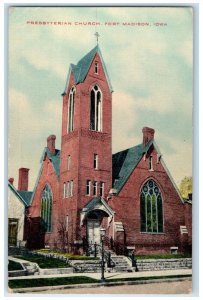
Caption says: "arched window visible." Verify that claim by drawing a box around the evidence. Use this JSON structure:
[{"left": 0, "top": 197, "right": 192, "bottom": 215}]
[
  {"left": 68, "top": 87, "right": 75, "bottom": 132},
  {"left": 140, "top": 179, "right": 163, "bottom": 233},
  {"left": 41, "top": 185, "right": 52, "bottom": 232},
  {"left": 90, "top": 85, "right": 102, "bottom": 131}
]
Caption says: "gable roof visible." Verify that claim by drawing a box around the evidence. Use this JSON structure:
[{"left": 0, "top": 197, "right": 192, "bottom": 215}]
[
  {"left": 84, "top": 196, "right": 114, "bottom": 216},
  {"left": 112, "top": 141, "right": 153, "bottom": 193},
  {"left": 17, "top": 191, "right": 33, "bottom": 206},
  {"left": 29, "top": 147, "right": 60, "bottom": 205},
  {"left": 40, "top": 147, "right": 61, "bottom": 177},
  {"left": 64, "top": 45, "right": 113, "bottom": 93},
  {"left": 8, "top": 182, "right": 32, "bottom": 207},
  {"left": 112, "top": 140, "right": 183, "bottom": 202}
]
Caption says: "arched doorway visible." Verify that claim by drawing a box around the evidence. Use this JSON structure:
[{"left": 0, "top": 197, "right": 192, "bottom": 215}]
[{"left": 86, "top": 210, "right": 108, "bottom": 249}]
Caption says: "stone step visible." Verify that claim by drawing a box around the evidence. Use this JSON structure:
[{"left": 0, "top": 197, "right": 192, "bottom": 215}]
[
  {"left": 110, "top": 255, "right": 133, "bottom": 272},
  {"left": 114, "top": 266, "right": 133, "bottom": 272}
]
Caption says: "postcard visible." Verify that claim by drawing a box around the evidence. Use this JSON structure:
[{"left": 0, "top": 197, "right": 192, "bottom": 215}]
[{"left": 8, "top": 6, "right": 193, "bottom": 295}]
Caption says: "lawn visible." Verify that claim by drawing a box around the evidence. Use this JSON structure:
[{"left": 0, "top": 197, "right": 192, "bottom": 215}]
[
  {"left": 9, "top": 276, "right": 98, "bottom": 289},
  {"left": 14, "top": 255, "right": 71, "bottom": 269},
  {"left": 8, "top": 274, "right": 192, "bottom": 289}
]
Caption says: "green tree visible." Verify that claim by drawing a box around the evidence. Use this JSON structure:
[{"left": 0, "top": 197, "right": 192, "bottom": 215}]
[{"left": 179, "top": 176, "right": 192, "bottom": 198}]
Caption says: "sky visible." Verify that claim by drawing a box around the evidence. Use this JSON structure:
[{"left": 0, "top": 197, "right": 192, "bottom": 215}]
[{"left": 8, "top": 6, "right": 193, "bottom": 190}]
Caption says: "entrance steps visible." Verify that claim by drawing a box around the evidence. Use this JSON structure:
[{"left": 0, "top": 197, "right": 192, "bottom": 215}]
[
  {"left": 70, "top": 255, "right": 134, "bottom": 273},
  {"left": 110, "top": 255, "right": 134, "bottom": 272}
]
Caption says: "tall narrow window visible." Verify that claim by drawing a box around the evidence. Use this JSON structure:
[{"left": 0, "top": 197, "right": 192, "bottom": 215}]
[
  {"left": 94, "top": 154, "right": 98, "bottom": 169},
  {"left": 68, "top": 87, "right": 75, "bottom": 132},
  {"left": 65, "top": 215, "right": 69, "bottom": 232},
  {"left": 140, "top": 180, "right": 163, "bottom": 233},
  {"left": 70, "top": 180, "right": 73, "bottom": 197},
  {"left": 63, "top": 182, "right": 66, "bottom": 198},
  {"left": 90, "top": 85, "right": 102, "bottom": 131},
  {"left": 93, "top": 181, "right": 97, "bottom": 196},
  {"left": 41, "top": 185, "right": 52, "bottom": 232},
  {"left": 95, "top": 62, "right": 98, "bottom": 74},
  {"left": 100, "top": 182, "right": 104, "bottom": 197},
  {"left": 149, "top": 156, "right": 153, "bottom": 171},
  {"left": 86, "top": 180, "right": 91, "bottom": 195},
  {"left": 67, "top": 155, "right": 71, "bottom": 170},
  {"left": 66, "top": 181, "right": 70, "bottom": 197}
]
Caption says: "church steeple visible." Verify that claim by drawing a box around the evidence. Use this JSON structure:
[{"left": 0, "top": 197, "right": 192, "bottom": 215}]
[
  {"left": 63, "top": 45, "right": 113, "bottom": 95},
  {"left": 59, "top": 43, "right": 113, "bottom": 244}
]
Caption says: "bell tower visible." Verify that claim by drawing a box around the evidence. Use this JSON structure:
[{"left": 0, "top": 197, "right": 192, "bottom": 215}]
[{"left": 59, "top": 42, "right": 113, "bottom": 246}]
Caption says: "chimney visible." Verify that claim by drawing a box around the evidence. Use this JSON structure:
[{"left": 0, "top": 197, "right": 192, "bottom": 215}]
[
  {"left": 18, "top": 168, "right": 29, "bottom": 191},
  {"left": 47, "top": 134, "right": 56, "bottom": 155},
  {"left": 8, "top": 178, "right": 14, "bottom": 185},
  {"left": 142, "top": 127, "right": 155, "bottom": 147}
]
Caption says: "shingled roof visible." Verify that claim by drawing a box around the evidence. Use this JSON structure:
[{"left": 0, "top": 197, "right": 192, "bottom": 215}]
[
  {"left": 17, "top": 191, "right": 33, "bottom": 206},
  {"left": 40, "top": 147, "right": 61, "bottom": 177},
  {"left": 8, "top": 182, "right": 33, "bottom": 207},
  {"left": 112, "top": 141, "right": 154, "bottom": 193},
  {"left": 64, "top": 45, "right": 113, "bottom": 93}
]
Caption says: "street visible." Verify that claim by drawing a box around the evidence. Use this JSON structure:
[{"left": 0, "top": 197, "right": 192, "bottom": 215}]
[{"left": 31, "top": 279, "right": 192, "bottom": 295}]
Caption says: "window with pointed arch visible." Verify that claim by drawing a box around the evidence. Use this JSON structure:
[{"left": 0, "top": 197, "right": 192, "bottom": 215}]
[
  {"left": 68, "top": 87, "right": 76, "bottom": 132},
  {"left": 90, "top": 85, "right": 102, "bottom": 131},
  {"left": 41, "top": 184, "right": 52, "bottom": 232},
  {"left": 140, "top": 179, "right": 163, "bottom": 233}
]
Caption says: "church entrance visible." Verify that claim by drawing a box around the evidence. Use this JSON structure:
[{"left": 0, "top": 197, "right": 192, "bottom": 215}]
[
  {"left": 81, "top": 200, "right": 114, "bottom": 255},
  {"left": 87, "top": 219, "right": 101, "bottom": 246},
  {"left": 86, "top": 209, "right": 108, "bottom": 253}
]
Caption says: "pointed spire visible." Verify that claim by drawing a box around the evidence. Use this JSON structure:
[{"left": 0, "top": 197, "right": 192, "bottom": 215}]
[{"left": 94, "top": 32, "right": 100, "bottom": 45}]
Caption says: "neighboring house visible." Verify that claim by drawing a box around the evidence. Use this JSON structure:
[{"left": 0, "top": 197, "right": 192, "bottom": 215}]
[
  {"left": 13, "top": 44, "right": 191, "bottom": 254},
  {"left": 8, "top": 173, "right": 32, "bottom": 247}
]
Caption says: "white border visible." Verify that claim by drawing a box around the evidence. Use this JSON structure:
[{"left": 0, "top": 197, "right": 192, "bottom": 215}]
[{"left": 1, "top": 1, "right": 201, "bottom": 299}]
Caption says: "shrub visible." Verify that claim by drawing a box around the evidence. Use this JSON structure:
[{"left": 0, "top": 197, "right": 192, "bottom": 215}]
[{"left": 8, "top": 260, "right": 24, "bottom": 271}]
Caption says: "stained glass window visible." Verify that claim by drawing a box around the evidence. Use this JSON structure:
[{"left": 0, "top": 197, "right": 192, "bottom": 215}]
[
  {"left": 41, "top": 185, "right": 52, "bottom": 232},
  {"left": 140, "top": 180, "right": 163, "bottom": 233}
]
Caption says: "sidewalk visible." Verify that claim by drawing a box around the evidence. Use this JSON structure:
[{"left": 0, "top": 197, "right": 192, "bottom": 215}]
[{"left": 9, "top": 268, "right": 192, "bottom": 280}]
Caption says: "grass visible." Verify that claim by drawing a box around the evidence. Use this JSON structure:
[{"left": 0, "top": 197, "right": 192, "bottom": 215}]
[
  {"left": 105, "top": 274, "right": 192, "bottom": 283},
  {"left": 8, "top": 260, "right": 24, "bottom": 271},
  {"left": 134, "top": 254, "right": 192, "bottom": 260},
  {"left": 8, "top": 274, "right": 192, "bottom": 289},
  {"left": 14, "top": 255, "right": 71, "bottom": 269},
  {"left": 34, "top": 249, "right": 100, "bottom": 260},
  {"left": 8, "top": 276, "right": 98, "bottom": 289}
]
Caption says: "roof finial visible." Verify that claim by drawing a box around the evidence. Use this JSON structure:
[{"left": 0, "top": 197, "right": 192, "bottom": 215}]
[{"left": 94, "top": 32, "right": 100, "bottom": 45}]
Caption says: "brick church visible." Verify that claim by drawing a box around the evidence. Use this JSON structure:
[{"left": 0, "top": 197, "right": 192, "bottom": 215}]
[{"left": 12, "top": 43, "right": 192, "bottom": 255}]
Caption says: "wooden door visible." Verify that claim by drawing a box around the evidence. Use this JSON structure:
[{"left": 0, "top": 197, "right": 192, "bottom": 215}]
[{"left": 87, "top": 220, "right": 100, "bottom": 246}]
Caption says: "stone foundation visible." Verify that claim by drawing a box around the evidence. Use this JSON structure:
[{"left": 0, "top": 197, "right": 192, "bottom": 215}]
[{"left": 136, "top": 258, "right": 192, "bottom": 271}]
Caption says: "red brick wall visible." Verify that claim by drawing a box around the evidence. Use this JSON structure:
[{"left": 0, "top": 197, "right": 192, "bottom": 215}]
[
  {"left": 184, "top": 203, "right": 192, "bottom": 246},
  {"left": 28, "top": 155, "right": 60, "bottom": 248},
  {"left": 109, "top": 145, "right": 186, "bottom": 254}
]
